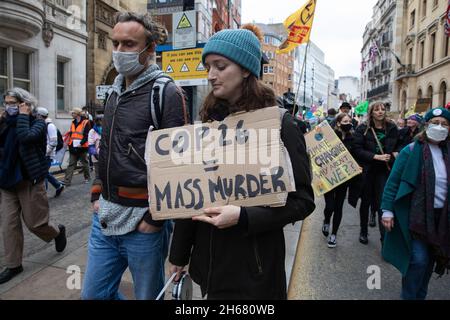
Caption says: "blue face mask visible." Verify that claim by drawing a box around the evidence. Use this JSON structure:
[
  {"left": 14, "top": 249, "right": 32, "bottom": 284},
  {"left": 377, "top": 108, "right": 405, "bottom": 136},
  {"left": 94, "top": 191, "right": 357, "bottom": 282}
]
[{"left": 5, "top": 104, "right": 19, "bottom": 116}]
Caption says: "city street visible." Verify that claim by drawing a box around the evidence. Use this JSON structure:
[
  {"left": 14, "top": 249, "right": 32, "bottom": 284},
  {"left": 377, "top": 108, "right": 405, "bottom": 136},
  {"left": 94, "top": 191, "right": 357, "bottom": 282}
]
[
  {"left": 1, "top": 170, "right": 449, "bottom": 300},
  {"left": 288, "top": 197, "right": 450, "bottom": 300}
]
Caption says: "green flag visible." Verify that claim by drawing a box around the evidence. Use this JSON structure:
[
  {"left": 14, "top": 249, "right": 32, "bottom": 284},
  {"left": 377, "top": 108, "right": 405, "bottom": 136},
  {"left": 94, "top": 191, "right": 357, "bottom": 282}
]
[{"left": 355, "top": 101, "right": 369, "bottom": 115}]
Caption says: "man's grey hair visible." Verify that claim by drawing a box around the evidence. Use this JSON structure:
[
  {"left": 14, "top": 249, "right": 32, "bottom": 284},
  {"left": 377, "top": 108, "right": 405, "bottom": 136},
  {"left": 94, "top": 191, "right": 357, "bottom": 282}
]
[
  {"left": 4, "top": 87, "right": 38, "bottom": 109},
  {"left": 114, "top": 12, "right": 168, "bottom": 46}
]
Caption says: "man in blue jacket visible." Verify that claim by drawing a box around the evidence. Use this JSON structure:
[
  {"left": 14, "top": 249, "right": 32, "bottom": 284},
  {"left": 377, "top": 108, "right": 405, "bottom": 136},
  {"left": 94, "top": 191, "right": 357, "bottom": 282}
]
[{"left": 0, "top": 88, "right": 67, "bottom": 285}]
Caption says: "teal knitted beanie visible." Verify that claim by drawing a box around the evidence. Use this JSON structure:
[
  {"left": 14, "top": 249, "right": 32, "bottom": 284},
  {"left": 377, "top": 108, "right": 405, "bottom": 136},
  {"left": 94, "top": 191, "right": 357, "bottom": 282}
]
[{"left": 202, "top": 29, "right": 262, "bottom": 78}]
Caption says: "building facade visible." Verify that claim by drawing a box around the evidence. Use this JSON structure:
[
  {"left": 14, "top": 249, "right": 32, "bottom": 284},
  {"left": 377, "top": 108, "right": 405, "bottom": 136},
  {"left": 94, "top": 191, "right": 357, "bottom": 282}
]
[
  {"left": 0, "top": 0, "right": 88, "bottom": 131},
  {"left": 361, "top": 0, "right": 396, "bottom": 110},
  {"left": 338, "top": 76, "right": 361, "bottom": 106},
  {"left": 326, "top": 65, "right": 339, "bottom": 110},
  {"left": 86, "top": 0, "right": 147, "bottom": 110},
  {"left": 256, "top": 23, "right": 293, "bottom": 98},
  {"left": 293, "top": 41, "right": 333, "bottom": 111},
  {"left": 212, "top": 0, "right": 241, "bottom": 32},
  {"left": 395, "top": 0, "right": 449, "bottom": 114}
]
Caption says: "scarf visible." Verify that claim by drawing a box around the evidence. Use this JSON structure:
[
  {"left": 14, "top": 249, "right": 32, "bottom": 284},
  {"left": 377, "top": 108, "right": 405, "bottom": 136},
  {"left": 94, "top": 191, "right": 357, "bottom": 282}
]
[
  {"left": 111, "top": 64, "right": 164, "bottom": 98},
  {"left": 409, "top": 141, "right": 450, "bottom": 276},
  {"left": 0, "top": 116, "right": 23, "bottom": 189}
]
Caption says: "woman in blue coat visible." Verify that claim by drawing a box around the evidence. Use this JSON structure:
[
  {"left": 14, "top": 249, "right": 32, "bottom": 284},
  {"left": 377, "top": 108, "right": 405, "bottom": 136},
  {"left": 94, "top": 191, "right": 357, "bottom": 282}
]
[{"left": 381, "top": 107, "right": 450, "bottom": 300}]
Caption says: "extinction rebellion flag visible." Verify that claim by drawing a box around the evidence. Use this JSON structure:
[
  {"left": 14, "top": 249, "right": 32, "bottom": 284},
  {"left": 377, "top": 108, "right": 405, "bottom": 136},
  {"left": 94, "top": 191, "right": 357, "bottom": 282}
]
[{"left": 277, "top": 0, "right": 317, "bottom": 54}]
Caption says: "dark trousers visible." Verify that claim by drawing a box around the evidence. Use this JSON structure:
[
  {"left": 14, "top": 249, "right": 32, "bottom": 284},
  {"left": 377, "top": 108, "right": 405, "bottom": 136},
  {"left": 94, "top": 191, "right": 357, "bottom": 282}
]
[
  {"left": 359, "top": 167, "right": 388, "bottom": 240},
  {"left": 46, "top": 157, "right": 62, "bottom": 190},
  {"left": 323, "top": 182, "right": 348, "bottom": 235},
  {"left": 64, "top": 151, "right": 90, "bottom": 185}
]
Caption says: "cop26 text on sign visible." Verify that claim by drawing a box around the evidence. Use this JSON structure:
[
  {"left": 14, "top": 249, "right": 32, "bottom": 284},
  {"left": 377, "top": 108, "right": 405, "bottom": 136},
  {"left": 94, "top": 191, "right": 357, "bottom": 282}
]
[{"left": 146, "top": 107, "right": 296, "bottom": 220}]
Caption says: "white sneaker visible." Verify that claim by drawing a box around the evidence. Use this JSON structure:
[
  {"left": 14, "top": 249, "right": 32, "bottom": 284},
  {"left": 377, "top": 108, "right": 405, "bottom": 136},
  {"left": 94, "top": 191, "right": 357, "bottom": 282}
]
[{"left": 327, "top": 234, "right": 337, "bottom": 248}]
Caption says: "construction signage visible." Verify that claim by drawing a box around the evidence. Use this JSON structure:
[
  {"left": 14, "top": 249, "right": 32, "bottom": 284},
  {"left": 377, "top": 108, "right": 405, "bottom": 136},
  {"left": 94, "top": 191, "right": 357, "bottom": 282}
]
[
  {"left": 173, "top": 10, "right": 196, "bottom": 50},
  {"left": 305, "top": 121, "right": 362, "bottom": 197},
  {"left": 146, "top": 107, "right": 296, "bottom": 220},
  {"left": 162, "top": 48, "right": 208, "bottom": 86}
]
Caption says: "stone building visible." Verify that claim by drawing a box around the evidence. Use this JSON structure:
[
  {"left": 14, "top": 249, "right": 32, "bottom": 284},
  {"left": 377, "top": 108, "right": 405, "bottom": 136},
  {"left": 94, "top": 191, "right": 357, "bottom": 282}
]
[
  {"left": 361, "top": 0, "right": 396, "bottom": 109},
  {"left": 395, "top": 0, "right": 449, "bottom": 113},
  {"left": 0, "top": 0, "right": 88, "bottom": 131},
  {"left": 86, "top": 0, "right": 147, "bottom": 110}
]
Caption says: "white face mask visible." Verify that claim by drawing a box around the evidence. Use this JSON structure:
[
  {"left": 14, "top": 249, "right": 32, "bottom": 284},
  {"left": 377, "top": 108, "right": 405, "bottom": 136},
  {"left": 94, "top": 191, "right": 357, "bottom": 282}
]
[
  {"left": 426, "top": 123, "right": 449, "bottom": 142},
  {"left": 112, "top": 44, "right": 151, "bottom": 77}
]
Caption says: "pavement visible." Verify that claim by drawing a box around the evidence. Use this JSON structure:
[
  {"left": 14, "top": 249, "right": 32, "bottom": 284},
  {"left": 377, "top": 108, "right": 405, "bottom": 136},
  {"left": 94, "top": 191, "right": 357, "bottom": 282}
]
[
  {"left": 0, "top": 169, "right": 302, "bottom": 300},
  {"left": 2, "top": 163, "right": 449, "bottom": 300},
  {"left": 288, "top": 196, "right": 450, "bottom": 300}
]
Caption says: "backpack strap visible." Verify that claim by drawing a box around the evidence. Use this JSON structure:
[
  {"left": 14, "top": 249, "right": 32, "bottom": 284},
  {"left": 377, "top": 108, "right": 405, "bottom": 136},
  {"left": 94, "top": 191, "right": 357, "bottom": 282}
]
[
  {"left": 149, "top": 76, "right": 173, "bottom": 130},
  {"left": 278, "top": 107, "right": 289, "bottom": 124}
]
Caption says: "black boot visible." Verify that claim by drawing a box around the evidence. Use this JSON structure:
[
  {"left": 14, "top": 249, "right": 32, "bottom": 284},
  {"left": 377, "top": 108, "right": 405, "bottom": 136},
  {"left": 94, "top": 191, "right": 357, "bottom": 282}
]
[
  {"left": 0, "top": 265, "right": 23, "bottom": 284},
  {"left": 359, "top": 232, "right": 368, "bottom": 245},
  {"left": 369, "top": 211, "right": 376, "bottom": 227},
  {"left": 54, "top": 224, "right": 67, "bottom": 253}
]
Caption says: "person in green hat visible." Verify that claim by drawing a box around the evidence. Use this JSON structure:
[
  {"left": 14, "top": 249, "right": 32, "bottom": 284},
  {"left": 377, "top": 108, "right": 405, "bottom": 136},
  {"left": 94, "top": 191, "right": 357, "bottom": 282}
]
[{"left": 381, "top": 107, "right": 450, "bottom": 299}]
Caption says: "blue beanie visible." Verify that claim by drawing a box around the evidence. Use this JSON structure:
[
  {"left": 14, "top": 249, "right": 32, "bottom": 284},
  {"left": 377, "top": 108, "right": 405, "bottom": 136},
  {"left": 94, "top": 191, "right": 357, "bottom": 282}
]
[
  {"left": 424, "top": 107, "right": 450, "bottom": 123},
  {"left": 202, "top": 29, "right": 262, "bottom": 78}
]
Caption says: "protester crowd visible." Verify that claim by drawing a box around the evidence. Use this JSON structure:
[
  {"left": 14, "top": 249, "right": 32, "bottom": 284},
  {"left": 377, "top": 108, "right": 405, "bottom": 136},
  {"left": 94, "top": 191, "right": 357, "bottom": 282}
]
[{"left": 0, "top": 12, "right": 448, "bottom": 301}]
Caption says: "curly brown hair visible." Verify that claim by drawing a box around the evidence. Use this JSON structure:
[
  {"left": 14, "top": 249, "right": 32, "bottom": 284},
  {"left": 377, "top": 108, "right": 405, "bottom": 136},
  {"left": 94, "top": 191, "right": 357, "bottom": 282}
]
[{"left": 114, "top": 12, "right": 168, "bottom": 46}]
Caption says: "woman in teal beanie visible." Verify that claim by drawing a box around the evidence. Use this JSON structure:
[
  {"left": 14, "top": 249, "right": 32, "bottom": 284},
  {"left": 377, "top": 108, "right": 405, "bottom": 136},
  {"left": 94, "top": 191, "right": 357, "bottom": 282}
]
[
  {"left": 168, "top": 25, "right": 315, "bottom": 299},
  {"left": 381, "top": 107, "right": 450, "bottom": 299}
]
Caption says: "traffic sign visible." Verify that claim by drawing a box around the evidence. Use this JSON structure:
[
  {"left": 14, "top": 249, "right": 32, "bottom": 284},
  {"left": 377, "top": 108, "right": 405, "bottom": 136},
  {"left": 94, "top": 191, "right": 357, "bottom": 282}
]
[
  {"left": 96, "top": 85, "right": 111, "bottom": 100},
  {"left": 173, "top": 10, "right": 196, "bottom": 50},
  {"left": 162, "top": 48, "right": 208, "bottom": 86}
]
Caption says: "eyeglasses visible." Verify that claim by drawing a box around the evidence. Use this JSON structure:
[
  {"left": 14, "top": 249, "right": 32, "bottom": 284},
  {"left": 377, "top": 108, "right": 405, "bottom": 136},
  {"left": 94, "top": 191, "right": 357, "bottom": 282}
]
[{"left": 2, "top": 101, "right": 18, "bottom": 107}]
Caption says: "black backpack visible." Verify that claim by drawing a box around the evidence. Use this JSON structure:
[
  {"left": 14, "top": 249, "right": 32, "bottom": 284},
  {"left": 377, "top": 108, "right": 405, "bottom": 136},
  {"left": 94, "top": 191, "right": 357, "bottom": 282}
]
[
  {"left": 47, "top": 123, "right": 64, "bottom": 151},
  {"left": 56, "top": 128, "right": 64, "bottom": 151},
  {"left": 149, "top": 75, "right": 189, "bottom": 129}
]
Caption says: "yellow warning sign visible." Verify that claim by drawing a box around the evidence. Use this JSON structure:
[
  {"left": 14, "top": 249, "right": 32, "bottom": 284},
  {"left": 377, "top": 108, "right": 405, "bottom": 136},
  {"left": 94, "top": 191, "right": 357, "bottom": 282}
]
[
  {"left": 166, "top": 64, "right": 174, "bottom": 73},
  {"left": 162, "top": 48, "right": 208, "bottom": 83},
  {"left": 177, "top": 14, "right": 192, "bottom": 29}
]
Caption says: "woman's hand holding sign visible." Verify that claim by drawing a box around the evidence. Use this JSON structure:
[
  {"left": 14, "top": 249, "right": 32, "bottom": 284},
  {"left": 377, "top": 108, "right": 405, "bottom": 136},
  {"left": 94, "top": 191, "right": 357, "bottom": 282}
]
[{"left": 193, "top": 205, "right": 241, "bottom": 229}]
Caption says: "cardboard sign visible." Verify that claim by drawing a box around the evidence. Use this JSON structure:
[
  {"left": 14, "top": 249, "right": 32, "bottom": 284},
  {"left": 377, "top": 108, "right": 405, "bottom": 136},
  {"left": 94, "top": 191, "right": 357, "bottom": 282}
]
[
  {"left": 415, "top": 98, "right": 431, "bottom": 113},
  {"left": 305, "top": 121, "right": 362, "bottom": 197},
  {"left": 162, "top": 48, "right": 208, "bottom": 86},
  {"left": 146, "top": 107, "right": 296, "bottom": 220}
]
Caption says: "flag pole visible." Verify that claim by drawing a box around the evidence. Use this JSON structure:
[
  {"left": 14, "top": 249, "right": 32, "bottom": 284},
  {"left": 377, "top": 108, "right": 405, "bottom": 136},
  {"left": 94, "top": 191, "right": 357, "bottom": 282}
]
[{"left": 293, "top": 42, "right": 310, "bottom": 116}]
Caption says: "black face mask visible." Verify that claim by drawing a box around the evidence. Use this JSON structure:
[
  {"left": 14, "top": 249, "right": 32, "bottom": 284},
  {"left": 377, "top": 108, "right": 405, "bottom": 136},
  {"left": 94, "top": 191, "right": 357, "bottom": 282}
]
[{"left": 340, "top": 124, "right": 352, "bottom": 132}]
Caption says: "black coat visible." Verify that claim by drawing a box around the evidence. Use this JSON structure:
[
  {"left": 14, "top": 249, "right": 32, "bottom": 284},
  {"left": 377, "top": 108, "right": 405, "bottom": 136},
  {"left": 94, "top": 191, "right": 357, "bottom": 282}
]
[
  {"left": 169, "top": 111, "right": 315, "bottom": 299},
  {"left": 396, "top": 126, "right": 420, "bottom": 151},
  {"left": 16, "top": 114, "right": 48, "bottom": 184},
  {"left": 97, "top": 76, "right": 186, "bottom": 207},
  {"left": 349, "top": 121, "right": 399, "bottom": 206},
  {"left": 352, "top": 121, "right": 399, "bottom": 168}
]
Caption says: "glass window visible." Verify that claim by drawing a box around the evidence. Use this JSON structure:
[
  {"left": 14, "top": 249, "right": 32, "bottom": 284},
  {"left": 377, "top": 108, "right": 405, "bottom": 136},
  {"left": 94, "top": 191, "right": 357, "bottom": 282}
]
[
  {"left": 430, "top": 33, "right": 435, "bottom": 63},
  {"left": 57, "top": 61, "right": 65, "bottom": 86},
  {"left": 0, "top": 78, "right": 6, "bottom": 105},
  {"left": 13, "top": 50, "right": 29, "bottom": 80},
  {"left": 0, "top": 47, "right": 32, "bottom": 105},
  {"left": 0, "top": 47, "right": 6, "bottom": 76},
  {"left": 421, "top": 0, "right": 427, "bottom": 17},
  {"left": 410, "top": 10, "right": 415, "bottom": 28},
  {"left": 13, "top": 80, "right": 29, "bottom": 91},
  {"left": 57, "top": 61, "right": 66, "bottom": 112}
]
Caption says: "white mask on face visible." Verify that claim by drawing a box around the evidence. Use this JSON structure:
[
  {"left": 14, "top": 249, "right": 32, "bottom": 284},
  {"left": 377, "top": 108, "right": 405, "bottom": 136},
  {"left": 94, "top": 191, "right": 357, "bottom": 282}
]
[
  {"left": 112, "top": 44, "right": 151, "bottom": 77},
  {"left": 426, "top": 123, "right": 449, "bottom": 142}
]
